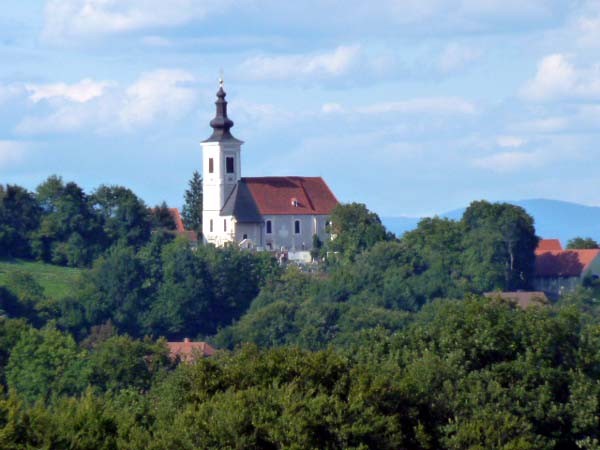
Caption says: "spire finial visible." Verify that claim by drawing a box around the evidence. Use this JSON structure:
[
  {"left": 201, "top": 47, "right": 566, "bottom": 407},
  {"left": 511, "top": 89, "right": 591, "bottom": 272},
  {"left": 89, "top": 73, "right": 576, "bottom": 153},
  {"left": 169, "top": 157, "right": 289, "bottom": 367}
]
[{"left": 219, "top": 69, "right": 224, "bottom": 88}]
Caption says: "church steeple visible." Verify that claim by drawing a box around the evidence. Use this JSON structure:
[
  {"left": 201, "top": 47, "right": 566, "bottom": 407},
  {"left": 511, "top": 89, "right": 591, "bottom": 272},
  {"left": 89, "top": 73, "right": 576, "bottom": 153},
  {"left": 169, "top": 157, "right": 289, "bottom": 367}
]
[{"left": 205, "top": 79, "right": 239, "bottom": 142}]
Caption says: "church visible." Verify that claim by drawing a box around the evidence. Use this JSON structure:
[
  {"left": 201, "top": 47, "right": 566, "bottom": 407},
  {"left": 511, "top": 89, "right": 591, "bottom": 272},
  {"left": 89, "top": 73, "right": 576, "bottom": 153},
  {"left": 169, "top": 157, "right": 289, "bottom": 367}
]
[{"left": 201, "top": 82, "right": 339, "bottom": 252}]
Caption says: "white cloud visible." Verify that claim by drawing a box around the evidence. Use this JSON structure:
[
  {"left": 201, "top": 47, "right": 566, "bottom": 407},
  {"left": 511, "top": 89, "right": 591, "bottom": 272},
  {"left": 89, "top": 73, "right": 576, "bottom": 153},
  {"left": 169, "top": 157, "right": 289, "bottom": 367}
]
[
  {"left": 17, "top": 69, "right": 197, "bottom": 134},
  {"left": 438, "top": 43, "right": 480, "bottom": 73},
  {"left": 511, "top": 117, "right": 569, "bottom": 134},
  {"left": 119, "top": 69, "right": 196, "bottom": 128},
  {"left": 239, "top": 45, "right": 362, "bottom": 81},
  {"left": 576, "top": 16, "right": 600, "bottom": 47},
  {"left": 321, "top": 103, "right": 345, "bottom": 114},
  {"left": 25, "top": 78, "right": 112, "bottom": 103},
  {"left": 472, "top": 150, "right": 541, "bottom": 172},
  {"left": 0, "top": 84, "right": 25, "bottom": 105},
  {"left": 356, "top": 97, "right": 477, "bottom": 115},
  {"left": 521, "top": 54, "right": 600, "bottom": 101},
  {"left": 0, "top": 141, "right": 29, "bottom": 168},
  {"left": 42, "top": 0, "right": 236, "bottom": 41},
  {"left": 497, "top": 136, "right": 525, "bottom": 148}
]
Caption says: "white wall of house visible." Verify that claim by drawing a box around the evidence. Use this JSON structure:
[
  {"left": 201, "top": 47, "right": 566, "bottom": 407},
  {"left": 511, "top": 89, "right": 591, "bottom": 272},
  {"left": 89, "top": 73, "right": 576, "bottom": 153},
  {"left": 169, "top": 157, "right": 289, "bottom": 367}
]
[{"left": 532, "top": 277, "right": 581, "bottom": 299}]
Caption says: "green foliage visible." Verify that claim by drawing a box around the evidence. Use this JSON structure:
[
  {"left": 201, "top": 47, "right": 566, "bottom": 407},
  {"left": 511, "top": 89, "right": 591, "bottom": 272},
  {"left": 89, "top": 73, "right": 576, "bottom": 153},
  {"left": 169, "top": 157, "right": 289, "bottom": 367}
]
[
  {"left": 87, "top": 335, "right": 171, "bottom": 392},
  {"left": 461, "top": 201, "right": 538, "bottom": 291},
  {"left": 328, "top": 202, "right": 391, "bottom": 260},
  {"left": 80, "top": 244, "right": 149, "bottom": 336},
  {"left": 181, "top": 170, "right": 203, "bottom": 233},
  {"left": 6, "top": 325, "right": 89, "bottom": 403},
  {"left": 91, "top": 185, "right": 152, "bottom": 248},
  {"left": 0, "top": 184, "right": 41, "bottom": 258},
  {"left": 0, "top": 318, "right": 29, "bottom": 386},
  {"left": 4, "top": 299, "right": 600, "bottom": 449},
  {"left": 144, "top": 239, "right": 213, "bottom": 338},
  {"left": 151, "top": 201, "right": 176, "bottom": 230},
  {"left": 567, "top": 237, "right": 600, "bottom": 249},
  {"left": 32, "top": 176, "right": 104, "bottom": 267}
]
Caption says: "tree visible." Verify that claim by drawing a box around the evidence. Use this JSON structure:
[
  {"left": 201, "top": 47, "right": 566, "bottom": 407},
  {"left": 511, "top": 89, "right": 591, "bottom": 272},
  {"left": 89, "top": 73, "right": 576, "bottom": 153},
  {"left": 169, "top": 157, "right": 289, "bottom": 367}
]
[
  {"left": 79, "top": 244, "right": 149, "bottom": 336},
  {"left": 461, "top": 201, "right": 538, "bottom": 292},
  {"left": 32, "top": 176, "right": 104, "bottom": 267},
  {"left": 0, "top": 185, "right": 41, "bottom": 258},
  {"left": 5, "top": 325, "right": 89, "bottom": 403},
  {"left": 181, "top": 171, "right": 203, "bottom": 234},
  {"left": 151, "top": 201, "right": 176, "bottom": 230},
  {"left": 88, "top": 335, "right": 171, "bottom": 392},
  {"left": 143, "top": 239, "right": 213, "bottom": 338},
  {"left": 567, "top": 237, "right": 599, "bottom": 249},
  {"left": 402, "top": 217, "right": 467, "bottom": 300},
  {"left": 91, "top": 185, "right": 152, "bottom": 248},
  {"left": 328, "top": 203, "right": 391, "bottom": 261}
]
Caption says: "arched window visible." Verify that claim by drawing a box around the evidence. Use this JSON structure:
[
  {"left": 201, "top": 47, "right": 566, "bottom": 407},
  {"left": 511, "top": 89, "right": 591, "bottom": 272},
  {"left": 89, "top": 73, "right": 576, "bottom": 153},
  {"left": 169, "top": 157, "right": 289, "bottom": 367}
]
[
  {"left": 266, "top": 220, "right": 272, "bottom": 234},
  {"left": 224, "top": 219, "right": 227, "bottom": 232},
  {"left": 209, "top": 219, "right": 213, "bottom": 233},
  {"left": 294, "top": 220, "right": 301, "bottom": 235}
]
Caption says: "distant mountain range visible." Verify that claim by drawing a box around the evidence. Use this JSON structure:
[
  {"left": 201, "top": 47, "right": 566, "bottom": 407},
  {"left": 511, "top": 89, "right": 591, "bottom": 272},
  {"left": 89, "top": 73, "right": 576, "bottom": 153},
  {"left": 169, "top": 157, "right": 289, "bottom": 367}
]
[{"left": 381, "top": 199, "right": 600, "bottom": 245}]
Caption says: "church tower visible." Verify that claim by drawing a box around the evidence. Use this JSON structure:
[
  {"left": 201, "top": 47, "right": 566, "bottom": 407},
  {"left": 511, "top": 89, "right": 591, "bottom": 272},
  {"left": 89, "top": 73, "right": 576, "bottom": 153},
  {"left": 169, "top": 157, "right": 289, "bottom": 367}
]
[{"left": 201, "top": 80, "right": 243, "bottom": 244}]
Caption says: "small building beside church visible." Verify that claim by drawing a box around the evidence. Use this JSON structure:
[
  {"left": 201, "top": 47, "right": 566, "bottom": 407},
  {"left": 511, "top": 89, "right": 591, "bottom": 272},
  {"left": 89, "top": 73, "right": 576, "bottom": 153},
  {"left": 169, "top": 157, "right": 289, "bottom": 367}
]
[
  {"left": 201, "top": 82, "right": 339, "bottom": 251},
  {"left": 532, "top": 239, "right": 600, "bottom": 298}
]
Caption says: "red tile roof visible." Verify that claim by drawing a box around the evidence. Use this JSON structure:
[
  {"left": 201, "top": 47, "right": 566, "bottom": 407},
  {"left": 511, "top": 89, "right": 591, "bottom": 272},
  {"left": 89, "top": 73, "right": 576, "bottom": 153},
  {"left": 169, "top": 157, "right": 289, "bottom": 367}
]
[
  {"left": 167, "top": 208, "right": 198, "bottom": 243},
  {"left": 537, "top": 239, "right": 563, "bottom": 252},
  {"left": 535, "top": 249, "right": 600, "bottom": 277},
  {"left": 243, "top": 176, "right": 339, "bottom": 215},
  {"left": 168, "top": 208, "right": 186, "bottom": 232},
  {"left": 167, "top": 338, "right": 216, "bottom": 362}
]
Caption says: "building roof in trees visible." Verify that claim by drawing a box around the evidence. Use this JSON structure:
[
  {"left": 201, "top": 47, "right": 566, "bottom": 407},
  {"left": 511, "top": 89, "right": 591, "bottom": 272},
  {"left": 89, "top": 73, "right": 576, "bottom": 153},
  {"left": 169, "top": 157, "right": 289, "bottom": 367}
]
[
  {"left": 167, "top": 208, "right": 198, "bottom": 242},
  {"left": 167, "top": 338, "right": 216, "bottom": 362},
  {"left": 534, "top": 249, "right": 600, "bottom": 277},
  {"left": 484, "top": 291, "right": 549, "bottom": 308},
  {"left": 241, "top": 176, "right": 339, "bottom": 216},
  {"left": 537, "top": 239, "right": 563, "bottom": 252}
]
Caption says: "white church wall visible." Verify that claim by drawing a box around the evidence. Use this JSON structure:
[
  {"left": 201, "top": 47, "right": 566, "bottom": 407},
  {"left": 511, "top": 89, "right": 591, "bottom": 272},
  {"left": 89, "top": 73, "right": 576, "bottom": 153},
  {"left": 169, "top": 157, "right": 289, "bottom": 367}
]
[
  {"left": 235, "top": 223, "right": 262, "bottom": 247},
  {"left": 204, "top": 213, "right": 235, "bottom": 246},
  {"left": 261, "top": 214, "right": 329, "bottom": 251}
]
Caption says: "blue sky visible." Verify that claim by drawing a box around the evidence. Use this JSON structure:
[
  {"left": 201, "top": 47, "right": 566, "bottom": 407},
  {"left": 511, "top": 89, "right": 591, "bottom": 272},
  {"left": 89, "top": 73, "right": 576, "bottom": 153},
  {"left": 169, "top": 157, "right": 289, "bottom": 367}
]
[{"left": 1, "top": 1, "right": 600, "bottom": 217}]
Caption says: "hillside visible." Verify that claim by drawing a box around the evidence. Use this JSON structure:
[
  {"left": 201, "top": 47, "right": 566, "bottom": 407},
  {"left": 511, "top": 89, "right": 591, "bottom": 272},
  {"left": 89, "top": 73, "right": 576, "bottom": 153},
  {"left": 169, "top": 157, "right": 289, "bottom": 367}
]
[
  {"left": 382, "top": 199, "right": 600, "bottom": 244},
  {"left": 0, "top": 259, "right": 83, "bottom": 300}
]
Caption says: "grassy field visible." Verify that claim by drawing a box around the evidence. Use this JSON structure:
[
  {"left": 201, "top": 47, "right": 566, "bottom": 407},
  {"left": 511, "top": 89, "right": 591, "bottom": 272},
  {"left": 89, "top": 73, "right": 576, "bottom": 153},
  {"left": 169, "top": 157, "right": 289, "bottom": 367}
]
[{"left": 0, "top": 259, "right": 84, "bottom": 300}]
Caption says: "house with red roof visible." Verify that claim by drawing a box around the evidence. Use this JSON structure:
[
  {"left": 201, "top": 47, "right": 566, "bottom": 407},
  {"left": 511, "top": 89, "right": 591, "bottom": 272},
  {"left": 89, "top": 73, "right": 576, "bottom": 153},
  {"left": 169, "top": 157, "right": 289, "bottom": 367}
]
[
  {"left": 167, "top": 208, "right": 199, "bottom": 246},
  {"left": 200, "top": 81, "right": 339, "bottom": 251},
  {"left": 532, "top": 239, "right": 600, "bottom": 297},
  {"left": 167, "top": 338, "right": 216, "bottom": 363}
]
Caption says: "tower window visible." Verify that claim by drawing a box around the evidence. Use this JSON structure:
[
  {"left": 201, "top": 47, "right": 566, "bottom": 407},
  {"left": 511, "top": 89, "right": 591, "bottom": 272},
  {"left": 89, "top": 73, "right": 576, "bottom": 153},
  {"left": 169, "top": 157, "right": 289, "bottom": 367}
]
[
  {"left": 224, "top": 219, "right": 227, "bottom": 232},
  {"left": 294, "top": 220, "right": 301, "bottom": 235},
  {"left": 208, "top": 158, "right": 214, "bottom": 173},
  {"left": 209, "top": 219, "right": 213, "bottom": 233},
  {"left": 266, "top": 220, "right": 272, "bottom": 234},
  {"left": 226, "top": 157, "right": 234, "bottom": 174}
]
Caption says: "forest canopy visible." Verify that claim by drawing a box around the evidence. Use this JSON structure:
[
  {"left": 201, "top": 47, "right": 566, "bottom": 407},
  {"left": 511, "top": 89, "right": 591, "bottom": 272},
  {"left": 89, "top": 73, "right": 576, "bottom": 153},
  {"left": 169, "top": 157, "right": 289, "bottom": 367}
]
[{"left": 2, "top": 177, "right": 600, "bottom": 449}]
